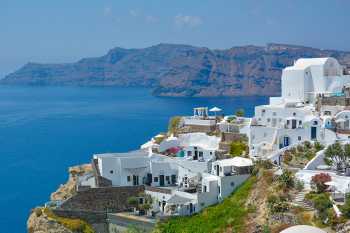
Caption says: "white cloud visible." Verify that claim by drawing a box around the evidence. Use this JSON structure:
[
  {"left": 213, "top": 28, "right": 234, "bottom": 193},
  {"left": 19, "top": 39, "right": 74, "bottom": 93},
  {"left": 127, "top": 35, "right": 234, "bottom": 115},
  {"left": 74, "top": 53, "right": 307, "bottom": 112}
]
[
  {"left": 129, "top": 9, "right": 139, "bottom": 17},
  {"left": 174, "top": 14, "right": 202, "bottom": 28},
  {"left": 103, "top": 7, "right": 112, "bottom": 16},
  {"left": 145, "top": 15, "right": 158, "bottom": 23}
]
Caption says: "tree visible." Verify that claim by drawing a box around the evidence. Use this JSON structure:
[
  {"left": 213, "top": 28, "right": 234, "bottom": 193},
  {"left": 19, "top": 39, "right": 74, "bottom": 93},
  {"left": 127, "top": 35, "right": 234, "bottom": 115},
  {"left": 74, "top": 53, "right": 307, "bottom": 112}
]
[
  {"left": 235, "top": 108, "right": 245, "bottom": 117},
  {"left": 324, "top": 142, "right": 345, "bottom": 171},
  {"left": 168, "top": 116, "right": 181, "bottom": 134},
  {"left": 229, "top": 141, "right": 247, "bottom": 157},
  {"left": 127, "top": 197, "right": 139, "bottom": 208},
  {"left": 311, "top": 173, "right": 331, "bottom": 193}
]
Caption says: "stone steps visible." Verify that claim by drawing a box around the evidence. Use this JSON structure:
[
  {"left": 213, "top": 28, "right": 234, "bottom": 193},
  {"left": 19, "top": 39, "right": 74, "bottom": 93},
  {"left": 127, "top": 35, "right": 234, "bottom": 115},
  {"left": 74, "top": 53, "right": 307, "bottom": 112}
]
[{"left": 292, "top": 191, "right": 314, "bottom": 211}]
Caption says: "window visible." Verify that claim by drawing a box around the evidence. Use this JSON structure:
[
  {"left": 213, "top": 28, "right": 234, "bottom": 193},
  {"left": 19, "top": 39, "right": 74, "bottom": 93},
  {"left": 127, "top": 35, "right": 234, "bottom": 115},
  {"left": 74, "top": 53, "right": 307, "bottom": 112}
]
[
  {"left": 293, "top": 112, "right": 296, "bottom": 116},
  {"left": 299, "top": 120, "right": 302, "bottom": 125},
  {"left": 313, "top": 121, "right": 318, "bottom": 125},
  {"left": 287, "top": 120, "right": 290, "bottom": 125},
  {"left": 218, "top": 186, "right": 221, "bottom": 194},
  {"left": 203, "top": 185, "right": 207, "bottom": 192},
  {"left": 154, "top": 177, "right": 159, "bottom": 182},
  {"left": 219, "top": 166, "right": 222, "bottom": 172},
  {"left": 199, "top": 151, "right": 203, "bottom": 157},
  {"left": 267, "top": 118, "right": 271, "bottom": 122},
  {"left": 273, "top": 112, "right": 277, "bottom": 116},
  {"left": 110, "top": 170, "right": 113, "bottom": 174},
  {"left": 210, "top": 151, "right": 213, "bottom": 155},
  {"left": 298, "top": 136, "right": 301, "bottom": 141},
  {"left": 127, "top": 176, "right": 131, "bottom": 182},
  {"left": 230, "top": 182, "right": 235, "bottom": 187},
  {"left": 279, "top": 118, "right": 282, "bottom": 122},
  {"left": 166, "top": 176, "right": 170, "bottom": 181},
  {"left": 187, "top": 151, "right": 192, "bottom": 156}
]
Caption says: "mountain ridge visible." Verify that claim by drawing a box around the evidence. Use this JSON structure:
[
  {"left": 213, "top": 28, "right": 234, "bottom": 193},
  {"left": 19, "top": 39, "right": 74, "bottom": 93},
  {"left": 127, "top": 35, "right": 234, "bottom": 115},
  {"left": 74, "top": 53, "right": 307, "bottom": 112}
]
[{"left": 2, "top": 43, "right": 350, "bottom": 97}]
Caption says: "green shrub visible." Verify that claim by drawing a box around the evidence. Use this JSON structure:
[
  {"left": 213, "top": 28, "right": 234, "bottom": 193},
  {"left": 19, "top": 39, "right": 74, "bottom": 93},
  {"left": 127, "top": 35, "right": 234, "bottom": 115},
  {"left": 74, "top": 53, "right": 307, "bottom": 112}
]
[
  {"left": 314, "top": 141, "right": 324, "bottom": 152},
  {"left": 235, "top": 108, "right": 245, "bottom": 117},
  {"left": 267, "top": 194, "right": 289, "bottom": 214},
  {"left": 168, "top": 116, "right": 181, "bottom": 134},
  {"left": 43, "top": 208, "right": 94, "bottom": 233},
  {"left": 278, "top": 169, "right": 295, "bottom": 189},
  {"left": 303, "top": 141, "right": 312, "bottom": 149},
  {"left": 295, "top": 179, "right": 304, "bottom": 191},
  {"left": 229, "top": 141, "right": 247, "bottom": 157}
]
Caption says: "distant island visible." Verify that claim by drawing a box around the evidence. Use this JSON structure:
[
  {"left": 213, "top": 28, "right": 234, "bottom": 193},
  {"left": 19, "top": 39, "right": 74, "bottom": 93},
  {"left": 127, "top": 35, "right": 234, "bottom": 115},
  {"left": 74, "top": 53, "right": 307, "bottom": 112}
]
[{"left": 2, "top": 43, "right": 350, "bottom": 97}]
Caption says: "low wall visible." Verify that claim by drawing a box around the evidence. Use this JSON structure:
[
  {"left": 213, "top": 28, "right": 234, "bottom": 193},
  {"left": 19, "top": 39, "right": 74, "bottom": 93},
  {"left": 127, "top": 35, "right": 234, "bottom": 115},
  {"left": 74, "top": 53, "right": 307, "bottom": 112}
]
[
  {"left": 59, "top": 186, "right": 144, "bottom": 212},
  {"left": 304, "top": 149, "right": 326, "bottom": 170}
]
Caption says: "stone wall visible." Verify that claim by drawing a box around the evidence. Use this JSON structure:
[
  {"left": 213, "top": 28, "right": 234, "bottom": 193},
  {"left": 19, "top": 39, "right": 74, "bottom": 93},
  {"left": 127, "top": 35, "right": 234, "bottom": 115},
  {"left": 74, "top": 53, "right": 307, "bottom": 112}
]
[{"left": 59, "top": 186, "right": 144, "bottom": 212}]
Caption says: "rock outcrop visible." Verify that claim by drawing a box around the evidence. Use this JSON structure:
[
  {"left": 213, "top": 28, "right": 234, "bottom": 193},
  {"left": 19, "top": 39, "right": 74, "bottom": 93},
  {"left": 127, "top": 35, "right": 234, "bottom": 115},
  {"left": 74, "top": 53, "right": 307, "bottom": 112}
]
[
  {"left": 3, "top": 43, "right": 350, "bottom": 97},
  {"left": 27, "top": 164, "right": 92, "bottom": 233}
]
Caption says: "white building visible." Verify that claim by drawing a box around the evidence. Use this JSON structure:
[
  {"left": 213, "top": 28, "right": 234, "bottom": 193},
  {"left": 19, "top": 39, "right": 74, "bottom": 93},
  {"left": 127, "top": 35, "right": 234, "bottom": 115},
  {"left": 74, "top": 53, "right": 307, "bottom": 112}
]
[{"left": 250, "top": 57, "right": 350, "bottom": 160}]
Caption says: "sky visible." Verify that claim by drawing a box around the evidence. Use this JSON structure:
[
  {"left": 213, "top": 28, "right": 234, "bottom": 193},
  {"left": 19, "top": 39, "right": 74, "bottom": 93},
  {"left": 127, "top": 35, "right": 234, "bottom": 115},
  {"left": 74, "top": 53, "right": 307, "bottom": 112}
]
[{"left": 1, "top": 0, "right": 350, "bottom": 78}]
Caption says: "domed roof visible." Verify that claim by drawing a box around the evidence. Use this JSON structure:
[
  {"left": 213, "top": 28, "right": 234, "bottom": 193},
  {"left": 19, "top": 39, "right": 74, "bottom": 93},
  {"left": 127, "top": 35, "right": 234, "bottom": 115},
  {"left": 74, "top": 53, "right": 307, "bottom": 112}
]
[{"left": 280, "top": 225, "right": 326, "bottom": 233}]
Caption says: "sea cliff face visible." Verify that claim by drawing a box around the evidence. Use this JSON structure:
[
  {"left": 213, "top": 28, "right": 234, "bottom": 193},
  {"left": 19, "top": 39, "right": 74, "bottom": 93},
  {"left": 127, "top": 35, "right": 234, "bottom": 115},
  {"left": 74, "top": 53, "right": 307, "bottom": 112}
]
[
  {"left": 2, "top": 43, "right": 350, "bottom": 97},
  {"left": 27, "top": 164, "right": 92, "bottom": 233}
]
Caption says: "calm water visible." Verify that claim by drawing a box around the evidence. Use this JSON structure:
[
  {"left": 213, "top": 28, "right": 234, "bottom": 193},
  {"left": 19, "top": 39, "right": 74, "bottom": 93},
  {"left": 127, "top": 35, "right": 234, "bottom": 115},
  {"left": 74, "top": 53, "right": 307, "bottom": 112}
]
[{"left": 0, "top": 86, "right": 268, "bottom": 232}]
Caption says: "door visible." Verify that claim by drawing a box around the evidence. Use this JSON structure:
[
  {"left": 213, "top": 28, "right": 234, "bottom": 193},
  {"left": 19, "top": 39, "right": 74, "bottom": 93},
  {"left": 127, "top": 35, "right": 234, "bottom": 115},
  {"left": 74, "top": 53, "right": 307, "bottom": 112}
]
[
  {"left": 132, "top": 175, "right": 139, "bottom": 186},
  {"left": 311, "top": 127, "right": 317, "bottom": 140},
  {"left": 159, "top": 175, "right": 165, "bottom": 186},
  {"left": 189, "top": 203, "right": 193, "bottom": 214},
  {"left": 283, "top": 136, "right": 289, "bottom": 147},
  {"left": 194, "top": 150, "right": 198, "bottom": 160},
  {"left": 146, "top": 173, "right": 152, "bottom": 185}
]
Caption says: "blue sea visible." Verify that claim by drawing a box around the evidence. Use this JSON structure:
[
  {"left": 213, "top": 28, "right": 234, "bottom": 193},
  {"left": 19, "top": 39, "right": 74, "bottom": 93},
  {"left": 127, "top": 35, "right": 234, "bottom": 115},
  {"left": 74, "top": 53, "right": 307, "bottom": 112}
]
[{"left": 0, "top": 86, "right": 268, "bottom": 232}]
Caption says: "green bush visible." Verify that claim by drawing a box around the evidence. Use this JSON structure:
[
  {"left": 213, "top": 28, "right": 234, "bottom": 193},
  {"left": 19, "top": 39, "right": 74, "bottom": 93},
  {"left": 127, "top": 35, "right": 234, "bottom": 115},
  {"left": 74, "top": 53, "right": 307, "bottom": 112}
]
[
  {"left": 267, "top": 194, "right": 289, "bottom": 214},
  {"left": 229, "top": 141, "right": 247, "bottom": 157},
  {"left": 314, "top": 141, "right": 324, "bottom": 152},
  {"left": 235, "top": 109, "right": 245, "bottom": 117},
  {"left": 278, "top": 169, "right": 295, "bottom": 189},
  {"left": 43, "top": 208, "right": 94, "bottom": 233},
  {"left": 168, "top": 116, "right": 181, "bottom": 134}
]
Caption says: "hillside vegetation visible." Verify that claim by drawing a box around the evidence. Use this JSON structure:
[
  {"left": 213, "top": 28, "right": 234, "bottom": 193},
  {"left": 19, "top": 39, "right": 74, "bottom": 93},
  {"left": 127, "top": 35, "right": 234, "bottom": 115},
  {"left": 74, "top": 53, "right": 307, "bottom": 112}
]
[{"left": 154, "top": 176, "right": 256, "bottom": 233}]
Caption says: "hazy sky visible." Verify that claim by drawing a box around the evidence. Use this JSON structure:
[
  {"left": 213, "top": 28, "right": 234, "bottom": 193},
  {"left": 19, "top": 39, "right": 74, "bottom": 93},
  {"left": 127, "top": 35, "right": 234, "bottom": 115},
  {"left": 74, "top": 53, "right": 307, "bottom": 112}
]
[{"left": 1, "top": 0, "right": 350, "bottom": 78}]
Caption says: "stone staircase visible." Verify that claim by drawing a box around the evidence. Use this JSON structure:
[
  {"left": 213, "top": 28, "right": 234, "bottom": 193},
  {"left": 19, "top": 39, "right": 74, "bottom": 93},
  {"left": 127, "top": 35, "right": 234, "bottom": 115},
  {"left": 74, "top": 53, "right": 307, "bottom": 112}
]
[{"left": 292, "top": 190, "right": 314, "bottom": 211}]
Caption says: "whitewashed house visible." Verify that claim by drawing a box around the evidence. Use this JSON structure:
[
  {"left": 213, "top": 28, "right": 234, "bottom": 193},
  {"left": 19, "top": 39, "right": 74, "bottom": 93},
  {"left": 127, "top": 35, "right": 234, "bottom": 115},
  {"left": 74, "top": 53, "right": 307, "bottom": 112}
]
[{"left": 250, "top": 57, "right": 350, "bottom": 160}]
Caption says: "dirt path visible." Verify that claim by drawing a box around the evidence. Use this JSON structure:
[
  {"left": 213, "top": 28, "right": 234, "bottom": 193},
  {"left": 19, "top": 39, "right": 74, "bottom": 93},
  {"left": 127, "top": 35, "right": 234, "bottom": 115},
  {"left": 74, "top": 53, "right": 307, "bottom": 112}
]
[{"left": 244, "top": 170, "right": 271, "bottom": 233}]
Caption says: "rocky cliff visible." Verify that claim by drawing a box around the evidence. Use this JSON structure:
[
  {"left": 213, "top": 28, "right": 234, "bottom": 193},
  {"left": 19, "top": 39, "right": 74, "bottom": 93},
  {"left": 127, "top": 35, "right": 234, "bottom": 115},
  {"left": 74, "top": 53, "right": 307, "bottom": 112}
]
[
  {"left": 27, "top": 164, "right": 92, "bottom": 233},
  {"left": 3, "top": 43, "right": 350, "bottom": 97}
]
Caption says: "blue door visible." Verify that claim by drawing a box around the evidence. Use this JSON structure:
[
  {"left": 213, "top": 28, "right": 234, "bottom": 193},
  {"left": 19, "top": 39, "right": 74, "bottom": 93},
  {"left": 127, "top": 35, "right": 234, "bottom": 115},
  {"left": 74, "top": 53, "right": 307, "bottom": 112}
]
[
  {"left": 283, "top": 137, "right": 289, "bottom": 147},
  {"left": 311, "top": 127, "right": 317, "bottom": 140}
]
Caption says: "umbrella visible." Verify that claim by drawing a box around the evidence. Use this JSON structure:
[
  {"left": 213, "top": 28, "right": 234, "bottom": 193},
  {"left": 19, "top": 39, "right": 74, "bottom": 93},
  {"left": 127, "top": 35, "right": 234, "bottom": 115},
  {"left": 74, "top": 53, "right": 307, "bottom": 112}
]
[
  {"left": 209, "top": 107, "right": 222, "bottom": 112},
  {"left": 209, "top": 107, "right": 222, "bottom": 117}
]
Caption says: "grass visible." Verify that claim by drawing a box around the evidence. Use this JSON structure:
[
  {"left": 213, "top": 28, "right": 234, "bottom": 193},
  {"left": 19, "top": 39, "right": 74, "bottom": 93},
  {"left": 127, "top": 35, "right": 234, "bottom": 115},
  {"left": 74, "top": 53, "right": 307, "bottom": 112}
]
[
  {"left": 42, "top": 208, "right": 94, "bottom": 233},
  {"left": 154, "top": 176, "right": 256, "bottom": 233}
]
